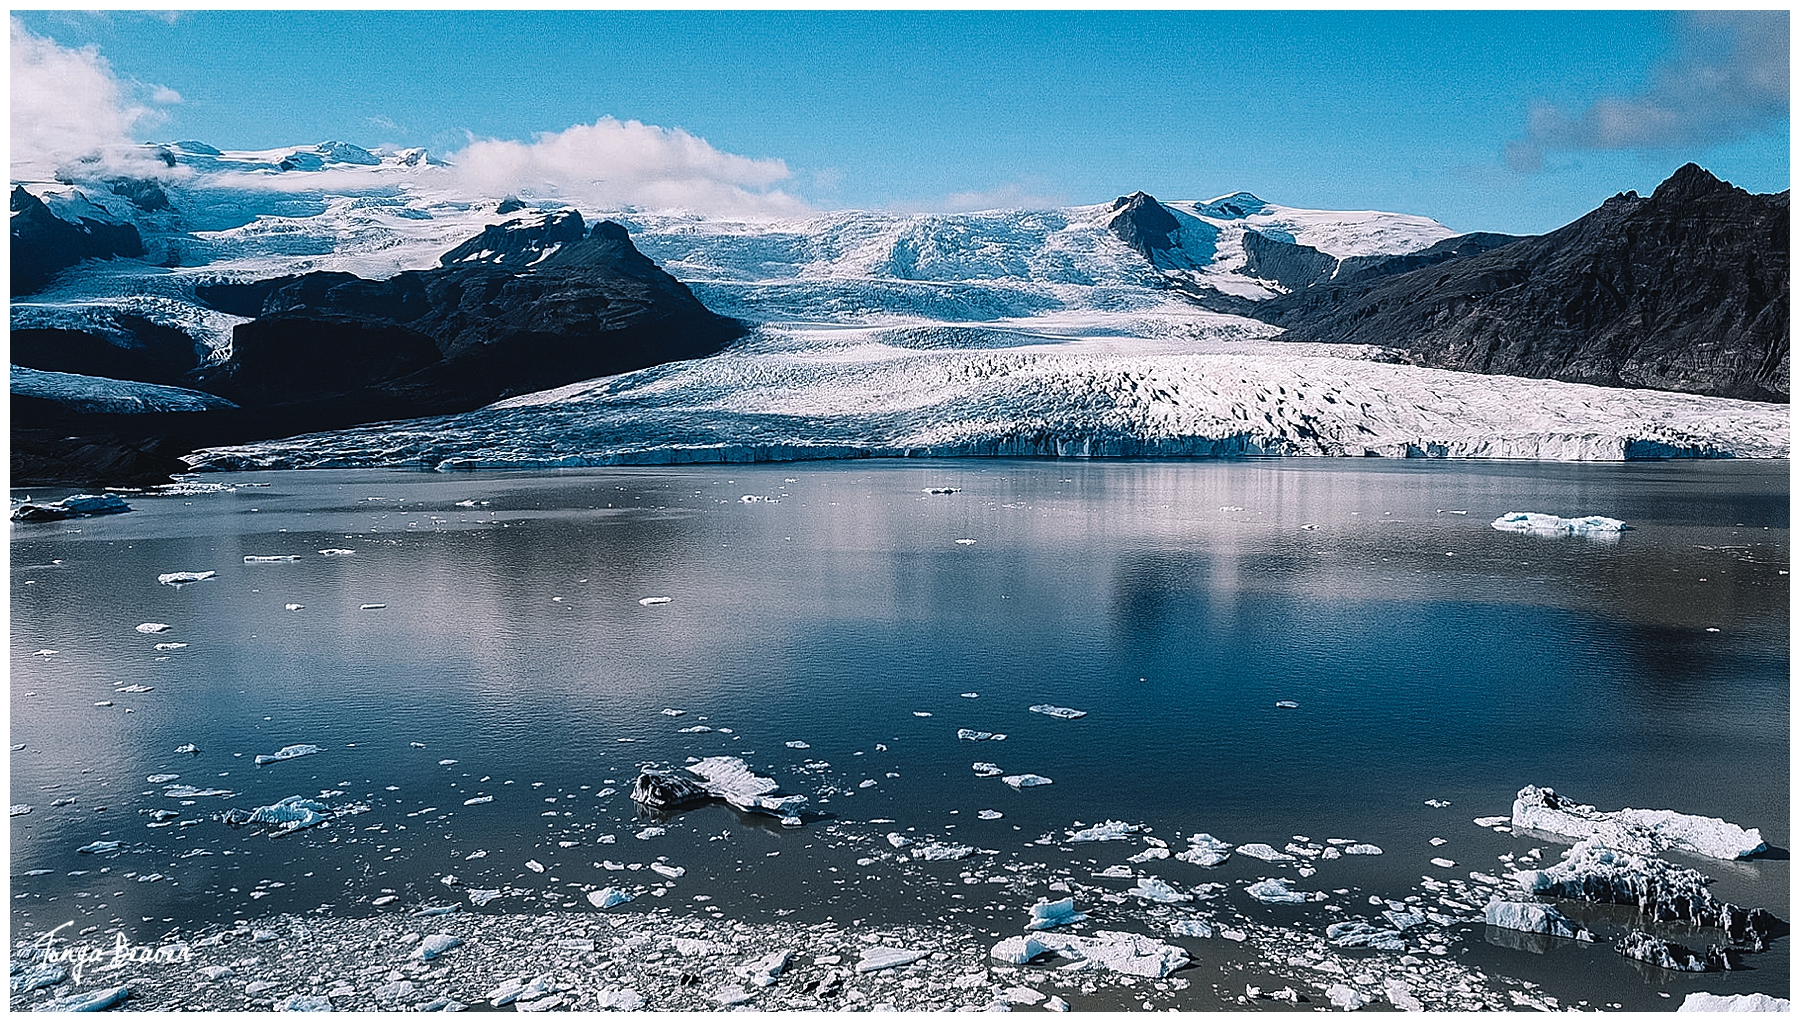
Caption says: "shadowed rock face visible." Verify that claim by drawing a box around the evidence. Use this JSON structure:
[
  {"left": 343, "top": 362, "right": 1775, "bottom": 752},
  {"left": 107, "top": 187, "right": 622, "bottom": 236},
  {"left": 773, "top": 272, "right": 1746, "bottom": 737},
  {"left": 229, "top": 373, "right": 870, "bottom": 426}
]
[
  {"left": 10, "top": 186, "right": 145, "bottom": 296},
  {"left": 190, "top": 212, "right": 747, "bottom": 436},
  {"left": 1261, "top": 164, "right": 1789, "bottom": 402},
  {"left": 1107, "top": 191, "right": 1183, "bottom": 263}
]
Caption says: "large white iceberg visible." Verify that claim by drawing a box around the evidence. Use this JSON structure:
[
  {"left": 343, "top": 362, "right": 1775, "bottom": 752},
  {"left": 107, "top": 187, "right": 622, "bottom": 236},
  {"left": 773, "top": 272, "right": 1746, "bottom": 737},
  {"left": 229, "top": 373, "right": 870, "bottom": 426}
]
[
  {"left": 1490, "top": 512, "right": 1627, "bottom": 536},
  {"left": 1679, "top": 992, "right": 1791, "bottom": 1012},
  {"left": 1481, "top": 900, "right": 1594, "bottom": 941},
  {"left": 1511, "top": 785, "right": 1766, "bottom": 860},
  {"left": 632, "top": 756, "right": 807, "bottom": 821}
]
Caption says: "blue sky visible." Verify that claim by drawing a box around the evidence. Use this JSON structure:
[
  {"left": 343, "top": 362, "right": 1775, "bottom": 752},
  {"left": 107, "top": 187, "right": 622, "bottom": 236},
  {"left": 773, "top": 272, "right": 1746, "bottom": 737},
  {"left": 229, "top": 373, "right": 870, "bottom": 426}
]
[{"left": 10, "top": 10, "right": 1789, "bottom": 233}]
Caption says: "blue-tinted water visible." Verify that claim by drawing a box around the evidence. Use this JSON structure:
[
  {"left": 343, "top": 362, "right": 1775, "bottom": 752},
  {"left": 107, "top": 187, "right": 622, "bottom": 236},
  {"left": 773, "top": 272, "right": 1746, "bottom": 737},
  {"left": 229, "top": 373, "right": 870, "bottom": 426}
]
[{"left": 10, "top": 459, "right": 1788, "bottom": 1007}]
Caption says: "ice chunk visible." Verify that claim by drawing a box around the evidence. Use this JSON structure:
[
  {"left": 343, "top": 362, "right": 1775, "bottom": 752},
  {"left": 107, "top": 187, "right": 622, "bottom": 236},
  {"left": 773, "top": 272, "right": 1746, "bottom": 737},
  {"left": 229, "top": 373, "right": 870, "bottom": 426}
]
[
  {"left": 154, "top": 643, "right": 186, "bottom": 651},
  {"left": 1027, "top": 930, "right": 1190, "bottom": 978},
  {"left": 887, "top": 833, "right": 914, "bottom": 848},
  {"left": 10, "top": 804, "right": 30, "bottom": 817},
  {"left": 588, "top": 887, "right": 633, "bottom": 909},
  {"left": 1327, "top": 984, "right": 1369, "bottom": 1010},
  {"left": 244, "top": 555, "right": 299, "bottom": 563},
  {"left": 960, "top": 692, "right": 979, "bottom": 698},
  {"left": 957, "top": 729, "right": 995, "bottom": 741},
  {"left": 971, "top": 762, "right": 1003, "bottom": 777},
  {"left": 146, "top": 773, "right": 180, "bottom": 783},
  {"left": 1491, "top": 512, "right": 1627, "bottom": 536},
  {"left": 462, "top": 795, "right": 493, "bottom": 805},
  {"left": 786, "top": 740, "right": 810, "bottom": 749},
  {"left": 714, "top": 983, "right": 755, "bottom": 1006},
  {"left": 911, "top": 842, "right": 975, "bottom": 861},
  {"left": 136, "top": 622, "right": 171, "bottom": 633},
  {"left": 679, "top": 725, "right": 714, "bottom": 734},
  {"left": 1473, "top": 816, "right": 1510, "bottom": 828},
  {"left": 1511, "top": 784, "right": 1766, "bottom": 860},
  {"left": 977, "top": 809, "right": 1004, "bottom": 820},
  {"left": 286, "top": 604, "right": 304, "bottom": 611},
  {"left": 359, "top": 604, "right": 386, "bottom": 610},
  {"left": 1128, "top": 846, "right": 1169, "bottom": 862},
  {"left": 1176, "top": 833, "right": 1233, "bottom": 867},
  {"left": 525, "top": 860, "right": 545, "bottom": 872},
  {"left": 1327, "top": 921, "right": 1407, "bottom": 951},
  {"left": 1046, "top": 995, "right": 1071, "bottom": 1012},
  {"left": 174, "top": 744, "right": 199, "bottom": 754},
  {"left": 1026, "top": 897, "right": 1088, "bottom": 931},
  {"left": 11, "top": 493, "right": 131, "bottom": 522},
  {"left": 255, "top": 744, "right": 321, "bottom": 765},
  {"left": 651, "top": 755, "right": 810, "bottom": 818},
  {"left": 1274, "top": 700, "right": 1299, "bottom": 709},
  {"left": 639, "top": 597, "right": 673, "bottom": 606},
  {"left": 157, "top": 571, "right": 215, "bottom": 586},
  {"left": 736, "top": 949, "right": 793, "bottom": 987},
  {"left": 414, "top": 933, "right": 462, "bottom": 960},
  {"left": 318, "top": 548, "right": 354, "bottom": 556},
  {"left": 857, "top": 947, "right": 929, "bottom": 972},
  {"left": 1002, "top": 773, "right": 1052, "bottom": 789},
  {"left": 467, "top": 889, "right": 501, "bottom": 906},
  {"left": 1245, "top": 878, "right": 1325, "bottom": 904},
  {"left": 649, "top": 862, "right": 686, "bottom": 878},
  {"left": 1029, "top": 704, "right": 1087, "bottom": 720},
  {"left": 1169, "top": 918, "right": 1214, "bottom": 938},
  {"left": 661, "top": 708, "right": 686, "bottom": 716},
  {"left": 592, "top": 987, "right": 645, "bottom": 1010},
  {"left": 223, "top": 794, "right": 363, "bottom": 835},
  {"left": 77, "top": 840, "right": 121, "bottom": 853},
  {"left": 1616, "top": 929, "right": 1728, "bottom": 972},
  {"left": 1235, "top": 843, "right": 1295, "bottom": 863},
  {"left": 1483, "top": 900, "right": 1594, "bottom": 941},
  {"left": 1132, "top": 877, "right": 1190, "bottom": 904},
  {"left": 1066, "top": 820, "right": 1138, "bottom": 842},
  {"left": 1429, "top": 857, "right": 1457, "bottom": 869},
  {"left": 1679, "top": 992, "right": 1791, "bottom": 1012},
  {"left": 1343, "top": 843, "right": 1383, "bottom": 855},
  {"left": 991, "top": 935, "right": 1050, "bottom": 965}
]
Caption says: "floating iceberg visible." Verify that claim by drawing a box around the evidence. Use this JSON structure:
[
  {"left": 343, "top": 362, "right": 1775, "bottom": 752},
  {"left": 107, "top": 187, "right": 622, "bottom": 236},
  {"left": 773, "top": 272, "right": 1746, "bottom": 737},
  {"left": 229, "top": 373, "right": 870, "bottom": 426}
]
[
  {"left": 1482, "top": 900, "right": 1595, "bottom": 941},
  {"left": 136, "top": 622, "right": 171, "bottom": 634},
  {"left": 467, "top": 889, "right": 501, "bottom": 906},
  {"left": 1175, "top": 833, "right": 1233, "bottom": 867},
  {"left": 587, "top": 887, "right": 633, "bottom": 909},
  {"left": 10, "top": 494, "right": 132, "bottom": 523},
  {"left": 224, "top": 794, "right": 365, "bottom": 836},
  {"left": 157, "top": 571, "right": 215, "bottom": 586},
  {"left": 632, "top": 756, "right": 806, "bottom": 820},
  {"left": 255, "top": 744, "right": 321, "bottom": 765},
  {"left": 638, "top": 597, "right": 673, "bottom": 606},
  {"left": 1679, "top": 992, "right": 1790, "bottom": 1012},
  {"left": 1326, "top": 921, "right": 1407, "bottom": 951},
  {"left": 1616, "top": 930, "right": 1728, "bottom": 972},
  {"left": 736, "top": 949, "right": 793, "bottom": 988},
  {"left": 991, "top": 935, "right": 1049, "bottom": 965},
  {"left": 1169, "top": 918, "right": 1215, "bottom": 938},
  {"left": 957, "top": 729, "right": 1000, "bottom": 741},
  {"left": 77, "top": 840, "right": 121, "bottom": 854},
  {"left": 1235, "top": 843, "right": 1295, "bottom": 863},
  {"left": 1511, "top": 785, "right": 1766, "bottom": 860},
  {"left": 243, "top": 555, "right": 299, "bottom": 563},
  {"left": 414, "top": 934, "right": 462, "bottom": 960},
  {"left": 1132, "top": 877, "right": 1191, "bottom": 904},
  {"left": 1026, "top": 897, "right": 1088, "bottom": 931},
  {"left": 1490, "top": 512, "right": 1627, "bottom": 537},
  {"left": 1067, "top": 820, "right": 1138, "bottom": 842},
  {"left": 1515, "top": 837, "right": 1783, "bottom": 950},
  {"left": 856, "top": 947, "right": 929, "bottom": 973},
  {"left": 1029, "top": 704, "right": 1087, "bottom": 720},
  {"left": 971, "top": 762, "right": 1003, "bottom": 776},
  {"left": 1002, "top": 773, "right": 1052, "bottom": 789},
  {"left": 1245, "top": 878, "right": 1324, "bottom": 904},
  {"left": 911, "top": 843, "right": 975, "bottom": 861},
  {"left": 1025, "top": 930, "right": 1191, "bottom": 978}
]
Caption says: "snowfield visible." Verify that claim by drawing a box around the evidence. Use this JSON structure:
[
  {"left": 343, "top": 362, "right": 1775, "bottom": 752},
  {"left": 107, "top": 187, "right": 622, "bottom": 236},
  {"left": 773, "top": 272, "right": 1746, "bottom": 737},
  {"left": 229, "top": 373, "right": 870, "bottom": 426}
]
[{"left": 12, "top": 140, "right": 1789, "bottom": 469}]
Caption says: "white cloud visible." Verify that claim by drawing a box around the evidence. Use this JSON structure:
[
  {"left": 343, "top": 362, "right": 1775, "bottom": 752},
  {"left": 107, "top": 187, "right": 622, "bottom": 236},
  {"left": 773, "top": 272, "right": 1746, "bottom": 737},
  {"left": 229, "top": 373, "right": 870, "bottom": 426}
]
[
  {"left": 1508, "top": 11, "right": 1789, "bottom": 172},
  {"left": 10, "top": 17, "right": 176, "bottom": 182},
  {"left": 151, "top": 85, "right": 183, "bottom": 105},
  {"left": 444, "top": 117, "right": 810, "bottom": 218}
]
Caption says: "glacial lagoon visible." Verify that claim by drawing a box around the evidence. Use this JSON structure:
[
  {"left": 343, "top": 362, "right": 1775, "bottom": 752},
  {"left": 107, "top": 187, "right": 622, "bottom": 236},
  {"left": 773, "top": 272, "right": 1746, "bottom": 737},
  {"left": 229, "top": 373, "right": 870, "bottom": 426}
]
[{"left": 9, "top": 458, "right": 1788, "bottom": 1010}]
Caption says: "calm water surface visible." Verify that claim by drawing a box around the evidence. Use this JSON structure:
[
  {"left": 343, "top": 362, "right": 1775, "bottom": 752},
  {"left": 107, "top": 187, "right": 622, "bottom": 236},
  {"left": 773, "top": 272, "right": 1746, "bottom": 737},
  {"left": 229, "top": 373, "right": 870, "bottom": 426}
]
[{"left": 10, "top": 459, "right": 1788, "bottom": 1008}]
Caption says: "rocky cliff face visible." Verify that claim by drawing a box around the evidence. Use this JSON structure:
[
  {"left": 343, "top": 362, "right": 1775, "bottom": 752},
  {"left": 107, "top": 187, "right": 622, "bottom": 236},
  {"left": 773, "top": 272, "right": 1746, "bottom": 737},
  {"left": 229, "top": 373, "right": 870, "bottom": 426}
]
[
  {"left": 189, "top": 212, "right": 746, "bottom": 436},
  {"left": 1263, "top": 165, "right": 1788, "bottom": 402},
  {"left": 10, "top": 186, "right": 145, "bottom": 295}
]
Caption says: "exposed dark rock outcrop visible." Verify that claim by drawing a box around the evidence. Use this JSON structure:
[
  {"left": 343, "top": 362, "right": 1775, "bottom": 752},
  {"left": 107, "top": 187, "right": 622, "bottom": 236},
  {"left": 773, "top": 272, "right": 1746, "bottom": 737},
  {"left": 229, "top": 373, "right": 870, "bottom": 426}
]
[
  {"left": 188, "top": 212, "right": 745, "bottom": 437},
  {"left": 1241, "top": 231, "right": 1339, "bottom": 291},
  {"left": 10, "top": 186, "right": 145, "bottom": 295},
  {"left": 11, "top": 314, "right": 208, "bottom": 385},
  {"left": 1260, "top": 165, "right": 1788, "bottom": 402},
  {"left": 1107, "top": 191, "right": 1183, "bottom": 263}
]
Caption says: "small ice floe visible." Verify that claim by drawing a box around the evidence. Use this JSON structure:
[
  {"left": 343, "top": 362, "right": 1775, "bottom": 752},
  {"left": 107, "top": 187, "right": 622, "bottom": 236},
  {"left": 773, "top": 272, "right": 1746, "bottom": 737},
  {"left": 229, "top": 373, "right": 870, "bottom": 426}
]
[
  {"left": 1176, "top": 833, "right": 1234, "bottom": 867},
  {"left": 77, "top": 840, "right": 122, "bottom": 854},
  {"left": 680, "top": 725, "right": 713, "bottom": 733},
  {"left": 1678, "top": 992, "right": 1790, "bottom": 1012},
  {"left": 956, "top": 729, "right": 1004, "bottom": 741},
  {"left": 923, "top": 487, "right": 961, "bottom": 495},
  {"left": 593, "top": 987, "right": 645, "bottom": 1010},
  {"left": 116, "top": 684, "right": 154, "bottom": 693},
  {"left": 94, "top": 700, "right": 114, "bottom": 707},
  {"left": 977, "top": 809, "right": 1004, "bottom": 820},
  {"left": 12, "top": 493, "right": 132, "bottom": 522},
  {"left": 588, "top": 887, "right": 633, "bottom": 909},
  {"left": 1343, "top": 843, "right": 1383, "bottom": 855},
  {"left": 136, "top": 622, "right": 172, "bottom": 634},
  {"left": 1169, "top": 918, "right": 1215, "bottom": 938},
  {"left": 146, "top": 773, "right": 180, "bottom": 783},
  {"left": 954, "top": 539, "right": 976, "bottom": 545},
  {"left": 912, "top": 711, "right": 932, "bottom": 717},
  {"left": 468, "top": 889, "right": 502, "bottom": 906},
  {"left": 1067, "top": 820, "right": 1138, "bottom": 842},
  {"left": 12, "top": 961, "right": 69, "bottom": 993},
  {"left": 285, "top": 603, "right": 304, "bottom": 611},
  {"left": 1002, "top": 773, "right": 1052, "bottom": 789},
  {"left": 31, "top": 650, "right": 56, "bottom": 657},
  {"left": 1026, "top": 897, "right": 1088, "bottom": 931},
  {"left": 1490, "top": 512, "right": 1627, "bottom": 537},
  {"left": 1511, "top": 784, "right": 1766, "bottom": 860},
  {"left": 1327, "top": 984, "right": 1369, "bottom": 1011},
  {"left": 414, "top": 934, "right": 463, "bottom": 960},
  {"left": 1235, "top": 843, "right": 1296, "bottom": 863},
  {"left": 360, "top": 604, "right": 386, "bottom": 610},
  {"left": 736, "top": 949, "right": 793, "bottom": 988},
  {"left": 243, "top": 555, "right": 299, "bottom": 563},
  {"left": 1327, "top": 921, "right": 1407, "bottom": 951},
  {"left": 960, "top": 692, "right": 979, "bottom": 698},
  {"left": 971, "top": 762, "right": 1003, "bottom": 777},
  {"left": 1429, "top": 857, "right": 1457, "bottom": 869},
  {"left": 1132, "top": 878, "right": 1190, "bottom": 904},
  {"left": 856, "top": 947, "right": 929, "bottom": 972},
  {"left": 318, "top": 548, "right": 354, "bottom": 556},
  {"left": 1245, "top": 878, "right": 1325, "bottom": 904},
  {"left": 525, "top": 860, "right": 545, "bottom": 873},
  {"left": 157, "top": 571, "right": 214, "bottom": 586},
  {"left": 1482, "top": 900, "right": 1594, "bottom": 941},
  {"left": 636, "top": 827, "right": 666, "bottom": 840},
  {"left": 40, "top": 986, "right": 131, "bottom": 1012},
  {"left": 1617, "top": 930, "right": 1729, "bottom": 972},
  {"left": 462, "top": 796, "right": 493, "bottom": 806},
  {"left": 632, "top": 756, "right": 807, "bottom": 821},
  {"left": 1093, "top": 864, "right": 1134, "bottom": 879},
  {"left": 1425, "top": 799, "right": 1452, "bottom": 808},
  {"left": 887, "top": 833, "right": 914, "bottom": 849},
  {"left": 224, "top": 794, "right": 364, "bottom": 835},
  {"left": 1029, "top": 704, "right": 1087, "bottom": 720},
  {"left": 638, "top": 596, "right": 673, "bottom": 606},
  {"left": 1274, "top": 700, "right": 1299, "bottom": 709},
  {"left": 1473, "top": 816, "right": 1510, "bottom": 829},
  {"left": 255, "top": 744, "right": 320, "bottom": 765},
  {"left": 649, "top": 863, "right": 686, "bottom": 878},
  {"left": 1002, "top": 931, "right": 1190, "bottom": 978},
  {"left": 153, "top": 643, "right": 186, "bottom": 651},
  {"left": 1514, "top": 837, "right": 1781, "bottom": 949},
  {"left": 438, "top": 759, "right": 457, "bottom": 765},
  {"left": 911, "top": 842, "right": 975, "bottom": 861},
  {"left": 785, "top": 740, "right": 810, "bottom": 749},
  {"left": 714, "top": 983, "right": 755, "bottom": 1007},
  {"left": 10, "top": 804, "right": 31, "bottom": 817},
  {"left": 163, "top": 784, "right": 232, "bottom": 797}
]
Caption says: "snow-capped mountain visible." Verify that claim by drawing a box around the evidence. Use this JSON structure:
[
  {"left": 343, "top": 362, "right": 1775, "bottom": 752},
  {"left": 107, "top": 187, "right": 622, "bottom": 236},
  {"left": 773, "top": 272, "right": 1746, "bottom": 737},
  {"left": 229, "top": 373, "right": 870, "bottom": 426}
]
[{"left": 9, "top": 140, "right": 1789, "bottom": 482}]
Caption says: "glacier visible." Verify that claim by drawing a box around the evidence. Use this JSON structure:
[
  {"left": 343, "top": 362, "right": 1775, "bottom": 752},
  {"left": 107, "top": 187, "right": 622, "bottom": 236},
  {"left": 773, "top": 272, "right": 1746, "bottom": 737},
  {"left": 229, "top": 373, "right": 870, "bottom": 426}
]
[{"left": 11, "top": 140, "right": 1787, "bottom": 470}]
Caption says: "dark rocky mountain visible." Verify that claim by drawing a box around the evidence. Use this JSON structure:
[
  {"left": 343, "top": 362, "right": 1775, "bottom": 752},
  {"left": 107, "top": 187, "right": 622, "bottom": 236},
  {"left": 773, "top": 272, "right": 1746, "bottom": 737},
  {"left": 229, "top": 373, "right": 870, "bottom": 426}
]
[
  {"left": 1106, "top": 191, "right": 1184, "bottom": 264},
  {"left": 1261, "top": 165, "right": 1788, "bottom": 402},
  {"left": 189, "top": 211, "right": 745, "bottom": 435},
  {"left": 10, "top": 185, "right": 145, "bottom": 295}
]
